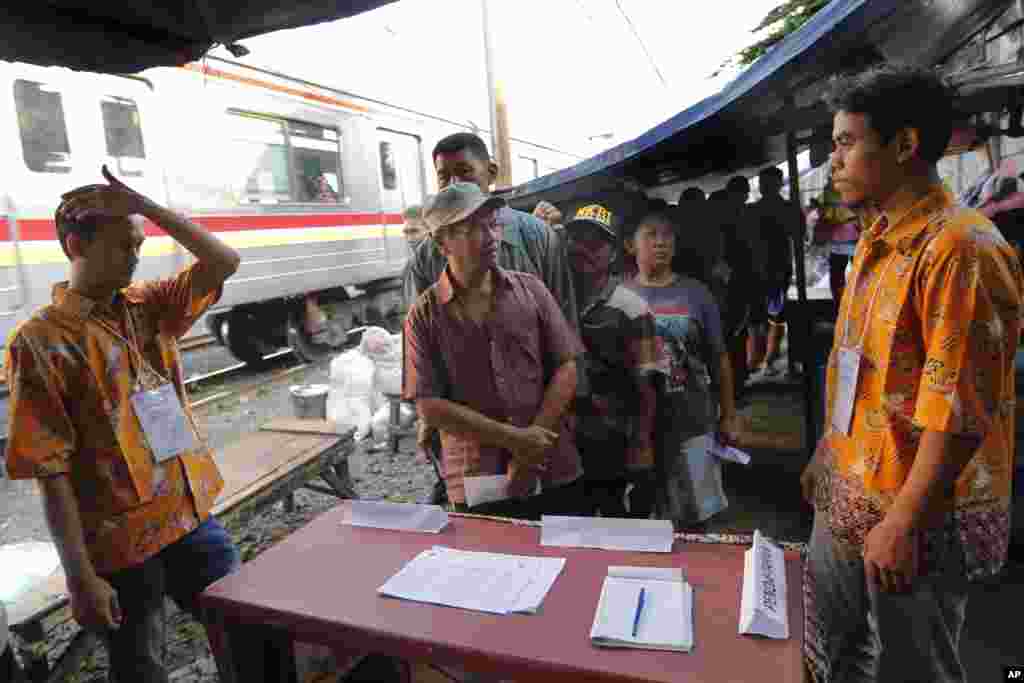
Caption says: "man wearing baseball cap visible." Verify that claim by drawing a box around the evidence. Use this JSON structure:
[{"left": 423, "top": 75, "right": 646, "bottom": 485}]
[
  {"left": 566, "top": 204, "right": 662, "bottom": 519},
  {"left": 403, "top": 183, "right": 586, "bottom": 519},
  {"left": 408, "top": 132, "right": 577, "bottom": 330}
]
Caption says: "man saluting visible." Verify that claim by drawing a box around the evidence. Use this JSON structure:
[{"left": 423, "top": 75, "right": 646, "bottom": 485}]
[{"left": 5, "top": 166, "right": 241, "bottom": 683}]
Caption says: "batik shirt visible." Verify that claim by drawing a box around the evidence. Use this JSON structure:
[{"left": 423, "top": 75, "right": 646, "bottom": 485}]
[
  {"left": 5, "top": 264, "right": 224, "bottom": 575},
  {"left": 817, "top": 184, "right": 1023, "bottom": 580}
]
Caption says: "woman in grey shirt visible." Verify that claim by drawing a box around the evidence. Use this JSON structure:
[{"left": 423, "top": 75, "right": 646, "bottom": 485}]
[{"left": 625, "top": 211, "right": 741, "bottom": 529}]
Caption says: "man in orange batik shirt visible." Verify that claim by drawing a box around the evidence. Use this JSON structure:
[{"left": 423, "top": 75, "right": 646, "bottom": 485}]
[
  {"left": 5, "top": 166, "right": 241, "bottom": 683},
  {"left": 801, "top": 65, "right": 1023, "bottom": 682}
]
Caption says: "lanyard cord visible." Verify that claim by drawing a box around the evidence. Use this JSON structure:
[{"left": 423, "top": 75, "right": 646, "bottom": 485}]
[
  {"left": 840, "top": 206, "right": 946, "bottom": 350},
  {"left": 841, "top": 249, "right": 900, "bottom": 350},
  {"left": 89, "top": 302, "right": 166, "bottom": 389}
]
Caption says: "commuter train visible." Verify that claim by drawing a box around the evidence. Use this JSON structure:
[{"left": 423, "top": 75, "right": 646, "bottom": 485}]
[{"left": 0, "top": 57, "right": 580, "bottom": 365}]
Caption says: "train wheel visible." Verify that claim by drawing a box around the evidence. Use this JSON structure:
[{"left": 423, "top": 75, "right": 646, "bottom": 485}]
[
  {"left": 287, "top": 309, "right": 349, "bottom": 364},
  {"left": 222, "top": 311, "right": 277, "bottom": 368}
]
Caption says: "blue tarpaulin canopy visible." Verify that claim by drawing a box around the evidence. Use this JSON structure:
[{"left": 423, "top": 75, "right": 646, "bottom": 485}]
[
  {"left": 503, "top": 0, "right": 1015, "bottom": 206},
  {"left": 0, "top": 1, "right": 396, "bottom": 74}
]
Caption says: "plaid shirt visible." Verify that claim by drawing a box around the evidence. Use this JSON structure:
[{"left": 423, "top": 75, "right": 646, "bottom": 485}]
[
  {"left": 403, "top": 267, "right": 583, "bottom": 504},
  {"left": 5, "top": 264, "right": 223, "bottom": 574}
]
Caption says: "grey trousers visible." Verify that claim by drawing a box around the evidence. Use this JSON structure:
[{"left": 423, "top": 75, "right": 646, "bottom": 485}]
[{"left": 803, "top": 513, "right": 969, "bottom": 683}]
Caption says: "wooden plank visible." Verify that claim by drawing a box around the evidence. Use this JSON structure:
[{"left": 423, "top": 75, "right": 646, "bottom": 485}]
[
  {"left": 213, "top": 455, "right": 338, "bottom": 531},
  {"left": 215, "top": 432, "right": 334, "bottom": 501},
  {"left": 260, "top": 419, "right": 355, "bottom": 437},
  {"left": 212, "top": 433, "right": 344, "bottom": 516}
]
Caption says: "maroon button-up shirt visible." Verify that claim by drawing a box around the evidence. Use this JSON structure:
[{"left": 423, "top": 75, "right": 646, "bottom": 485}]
[{"left": 403, "top": 267, "right": 583, "bottom": 504}]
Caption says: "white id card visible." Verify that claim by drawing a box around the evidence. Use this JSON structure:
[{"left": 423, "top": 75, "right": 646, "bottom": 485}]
[
  {"left": 831, "top": 348, "right": 861, "bottom": 436},
  {"left": 131, "top": 383, "right": 197, "bottom": 463}
]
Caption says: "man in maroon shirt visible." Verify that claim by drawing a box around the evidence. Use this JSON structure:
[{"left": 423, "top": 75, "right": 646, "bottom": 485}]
[{"left": 403, "top": 182, "right": 586, "bottom": 519}]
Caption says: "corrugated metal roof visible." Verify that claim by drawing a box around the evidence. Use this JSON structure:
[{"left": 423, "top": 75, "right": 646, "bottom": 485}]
[{"left": 0, "top": 1, "right": 396, "bottom": 74}]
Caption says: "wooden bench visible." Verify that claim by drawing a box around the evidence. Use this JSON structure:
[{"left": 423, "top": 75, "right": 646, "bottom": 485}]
[{"left": 5, "top": 419, "right": 356, "bottom": 683}]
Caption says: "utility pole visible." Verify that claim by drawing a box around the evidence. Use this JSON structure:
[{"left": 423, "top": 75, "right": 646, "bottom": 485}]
[{"left": 481, "top": 0, "right": 512, "bottom": 188}]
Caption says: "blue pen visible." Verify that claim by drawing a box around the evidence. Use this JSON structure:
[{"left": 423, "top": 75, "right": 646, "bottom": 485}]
[{"left": 631, "top": 587, "right": 646, "bottom": 638}]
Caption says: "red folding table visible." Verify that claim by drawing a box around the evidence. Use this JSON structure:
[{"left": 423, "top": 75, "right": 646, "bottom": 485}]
[{"left": 200, "top": 504, "right": 804, "bottom": 682}]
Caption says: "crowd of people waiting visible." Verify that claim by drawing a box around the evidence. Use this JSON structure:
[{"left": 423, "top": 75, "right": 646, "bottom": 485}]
[{"left": 3, "top": 62, "right": 1021, "bottom": 683}]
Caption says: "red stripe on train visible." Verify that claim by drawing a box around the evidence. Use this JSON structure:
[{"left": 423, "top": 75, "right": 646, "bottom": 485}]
[{"left": 6, "top": 213, "right": 405, "bottom": 241}]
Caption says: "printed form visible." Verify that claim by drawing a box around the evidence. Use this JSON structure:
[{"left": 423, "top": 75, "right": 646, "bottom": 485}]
[{"left": 378, "top": 546, "right": 566, "bottom": 614}]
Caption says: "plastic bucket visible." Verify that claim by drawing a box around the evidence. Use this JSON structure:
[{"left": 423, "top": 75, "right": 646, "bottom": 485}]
[{"left": 289, "top": 384, "right": 329, "bottom": 419}]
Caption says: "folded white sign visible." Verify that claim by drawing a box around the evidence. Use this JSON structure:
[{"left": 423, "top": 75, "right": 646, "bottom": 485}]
[{"left": 739, "top": 530, "right": 789, "bottom": 639}]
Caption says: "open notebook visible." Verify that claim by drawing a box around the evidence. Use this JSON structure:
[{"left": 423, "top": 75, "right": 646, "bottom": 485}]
[{"left": 590, "top": 566, "right": 693, "bottom": 652}]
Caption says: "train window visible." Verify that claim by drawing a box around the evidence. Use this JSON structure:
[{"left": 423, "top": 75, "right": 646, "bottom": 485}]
[
  {"left": 14, "top": 80, "right": 72, "bottom": 174},
  {"left": 225, "top": 112, "right": 342, "bottom": 204},
  {"left": 379, "top": 141, "right": 398, "bottom": 191},
  {"left": 101, "top": 96, "right": 146, "bottom": 177},
  {"left": 288, "top": 120, "right": 343, "bottom": 203},
  {"left": 227, "top": 114, "right": 292, "bottom": 204}
]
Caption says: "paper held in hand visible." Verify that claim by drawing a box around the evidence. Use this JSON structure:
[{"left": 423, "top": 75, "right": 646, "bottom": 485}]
[
  {"left": 708, "top": 436, "right": 751, "bottom": 465},
  {"left": 738, "top": 530, "right": 789, "bottom": 639},
  {"left": 590, "top": 566, "right": 694, "bottom": 652},
  {"left": 347, "top": 501, "right": 449, "bottom": 533},
  {"left": 463, "top": 474, "right": 541, "bottom": 508}
]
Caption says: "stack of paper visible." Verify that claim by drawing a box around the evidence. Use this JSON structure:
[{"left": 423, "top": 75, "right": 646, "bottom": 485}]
[
  {"left": 739, "top": 530, "right": 789, "bottom": 639},
  {"left": 590, "top": 566, "right": 693, "bottom": 652},
  {"left": 541, "top": 516, "right": 675, "bottom": 553},
  {"left": 378, "top": 546, "right": 566, "bottom": 614},
  {"left": 347, "top": 501, "right": 449, "bottom": 533}
]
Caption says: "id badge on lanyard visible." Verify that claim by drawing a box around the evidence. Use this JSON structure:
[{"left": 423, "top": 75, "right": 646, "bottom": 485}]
[
  {"left": 831, "top": 240, "right": 900, "bottom": 437},
  {"left": 831, "top": 347, "right": 861, "bottom": 436},
  {"left": 130, "top": 382, "right": 197, "bottom": 463}
]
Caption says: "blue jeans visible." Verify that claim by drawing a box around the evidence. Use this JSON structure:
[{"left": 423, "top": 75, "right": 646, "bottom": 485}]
[{"left": 100, "top": 517, "right": 240, "bottom": 683}]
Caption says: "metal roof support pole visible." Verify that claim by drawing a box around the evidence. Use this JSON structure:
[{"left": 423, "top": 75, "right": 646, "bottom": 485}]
[
  {"left": 481, "top": 0, "right": 512, "bottom": 188},
  {"left": 785, "top": 117, "right": 817, "bottom": 457}
]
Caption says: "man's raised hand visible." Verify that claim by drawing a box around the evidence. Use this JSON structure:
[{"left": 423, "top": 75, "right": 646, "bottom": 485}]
[{"left": 60, "top": 165, "right": 151, "bottom": 222}]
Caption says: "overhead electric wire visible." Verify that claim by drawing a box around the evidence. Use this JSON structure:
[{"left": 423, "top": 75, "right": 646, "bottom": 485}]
[{"left": 614, "top": 0, "right": 668, "bottom": 88}]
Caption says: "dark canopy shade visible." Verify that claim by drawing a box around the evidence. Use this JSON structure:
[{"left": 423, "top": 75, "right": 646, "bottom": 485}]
[
  {"left": 0, "top": 1, "right": 396, "bottom": 74},
  {"left": 504, "top": 0, "right": 1015, "bottom": 206}
]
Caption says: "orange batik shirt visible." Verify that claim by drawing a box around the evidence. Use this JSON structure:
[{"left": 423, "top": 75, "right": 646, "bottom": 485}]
[
  {"left": 5, "top": 263, "right": 224, "bottom": 575},
  {"left": 817, "top": 184, "right": 1023, "bottom": 580}
]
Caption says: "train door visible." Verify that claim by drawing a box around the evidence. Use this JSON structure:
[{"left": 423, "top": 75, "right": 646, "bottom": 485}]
[{"left": 377, "top": 128, "right": 425, "bottom": 265}]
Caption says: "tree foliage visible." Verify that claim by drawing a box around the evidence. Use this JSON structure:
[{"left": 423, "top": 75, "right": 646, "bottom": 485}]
[{"left": 712, "top": 0, "right": 830, "bottom": 77}]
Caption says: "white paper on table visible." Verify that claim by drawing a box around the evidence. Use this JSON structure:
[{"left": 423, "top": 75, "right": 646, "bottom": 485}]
[
  {"left": 377, "top": 546, "right": 565, "bottom": 614},
  {"left": 463, "top": 475, "right": 541, "bottom": 508},
  {"left": 738, "top": 530, "right": 789, "bottom": 639},
  {"left": 435, "top": 547, "right": 566, "bottom": 613},
  {"left": 708, "top": 437, "right": 752, "bottom": 465},
  {"left": 347, "top": 501, "right": 449, "bottom": 533},
  {"left": 540, "top": 515, "right": 675, "bottom": 553},
  {"left": 590, "top": 566, "right": 693, "bottom": 652}
]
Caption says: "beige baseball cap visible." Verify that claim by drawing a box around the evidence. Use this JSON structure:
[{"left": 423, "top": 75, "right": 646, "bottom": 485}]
[{"left": 422, "top": 182, "right": 505, "bottom": 234}]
